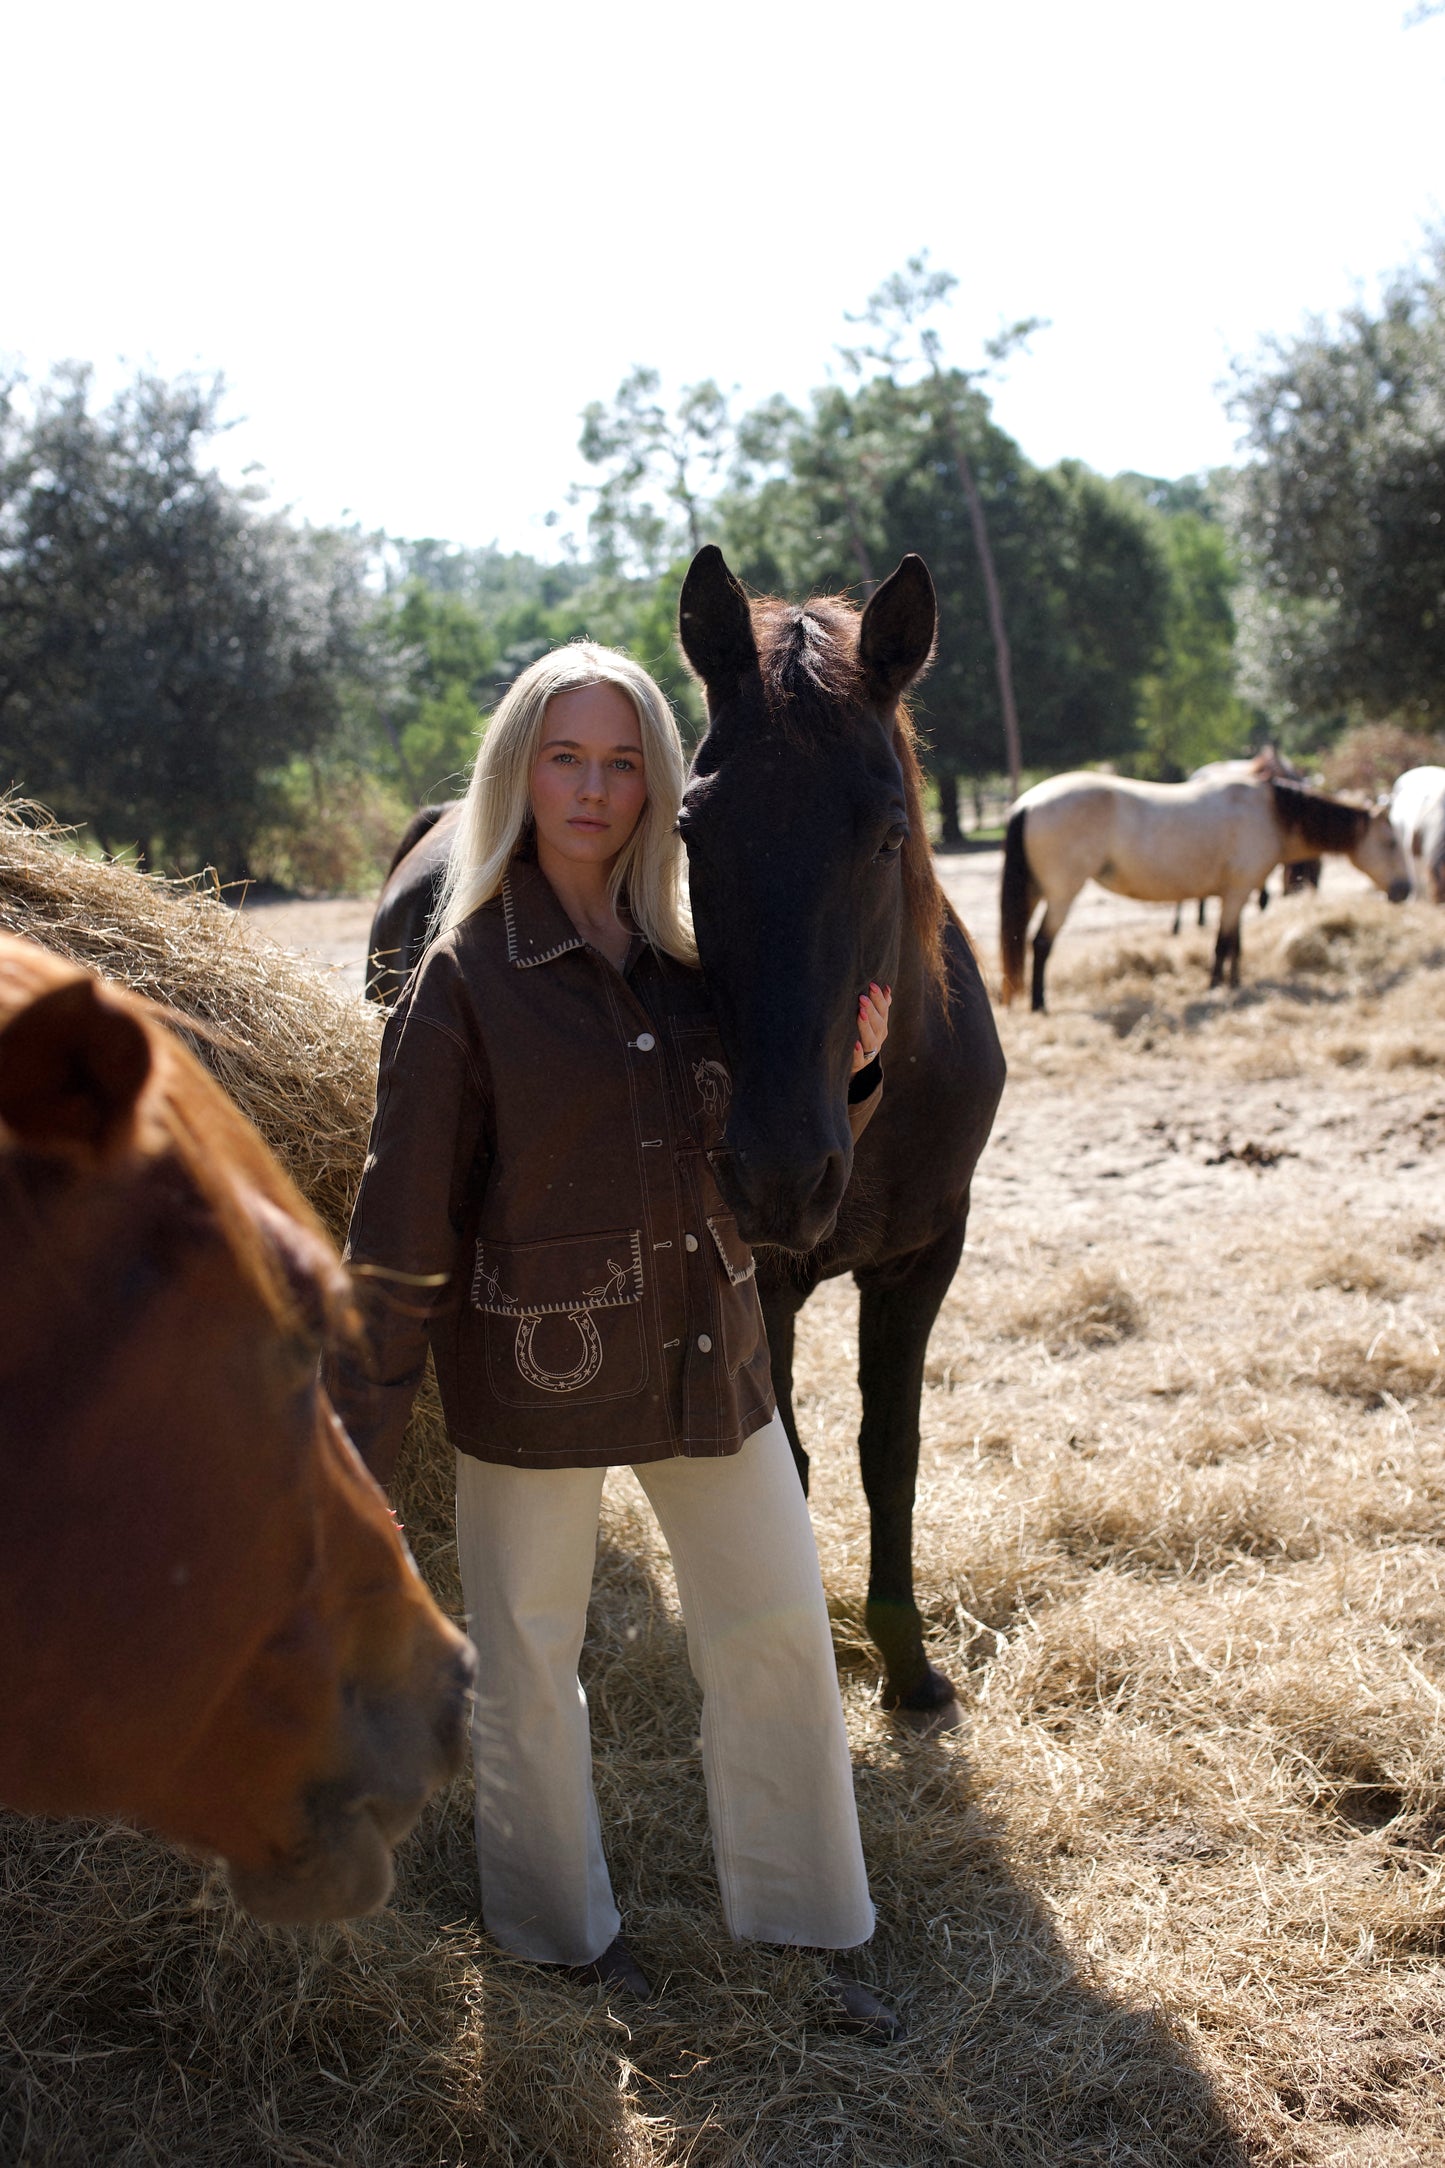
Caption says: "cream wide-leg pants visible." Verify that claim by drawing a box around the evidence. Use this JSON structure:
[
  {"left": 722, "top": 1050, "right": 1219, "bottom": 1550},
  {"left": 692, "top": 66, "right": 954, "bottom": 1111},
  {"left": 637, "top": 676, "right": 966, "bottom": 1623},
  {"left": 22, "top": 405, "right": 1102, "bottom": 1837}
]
[{"left": 454, "top": 1412, "right": 875, "bottom": 1966}]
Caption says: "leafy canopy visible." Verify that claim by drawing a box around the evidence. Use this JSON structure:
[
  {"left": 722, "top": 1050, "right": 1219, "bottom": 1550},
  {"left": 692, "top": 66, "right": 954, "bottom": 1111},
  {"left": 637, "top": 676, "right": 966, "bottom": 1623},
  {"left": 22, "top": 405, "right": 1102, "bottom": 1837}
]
[{"left": 1228, "top": 236, "right": 1445, "bottom": 733}]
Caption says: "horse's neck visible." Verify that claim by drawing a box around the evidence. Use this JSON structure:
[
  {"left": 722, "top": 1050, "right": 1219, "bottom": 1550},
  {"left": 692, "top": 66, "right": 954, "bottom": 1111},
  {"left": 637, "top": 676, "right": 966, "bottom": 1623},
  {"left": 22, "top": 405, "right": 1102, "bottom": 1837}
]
[{"left": 886, "top": 903, "right": 949, "bottom": 1062}]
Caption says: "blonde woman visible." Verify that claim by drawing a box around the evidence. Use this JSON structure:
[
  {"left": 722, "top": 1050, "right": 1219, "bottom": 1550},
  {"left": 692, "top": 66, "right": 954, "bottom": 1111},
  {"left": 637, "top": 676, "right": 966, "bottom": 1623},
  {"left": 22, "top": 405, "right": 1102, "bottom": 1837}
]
[{"left": 328, "top": 643, "right": 897, "bottom": 2035}]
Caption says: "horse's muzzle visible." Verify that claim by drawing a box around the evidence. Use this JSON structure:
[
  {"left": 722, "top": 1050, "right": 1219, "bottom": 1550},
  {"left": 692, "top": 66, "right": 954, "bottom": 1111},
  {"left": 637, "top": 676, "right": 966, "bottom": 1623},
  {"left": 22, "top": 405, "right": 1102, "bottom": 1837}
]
[
  {"left": 729, "top": 1146, "right": 849, "bottom": 1254},
  {"left": 228, "top": 1631, "right": 475, "bottom": 1924}
]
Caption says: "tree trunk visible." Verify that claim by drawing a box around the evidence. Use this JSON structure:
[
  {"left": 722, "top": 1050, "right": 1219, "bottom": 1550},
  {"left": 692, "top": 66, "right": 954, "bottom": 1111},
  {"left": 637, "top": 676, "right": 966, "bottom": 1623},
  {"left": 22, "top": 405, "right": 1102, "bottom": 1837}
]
[
  {"left": 380, "top": 711, "right": 420, "bottom": 805},
  {"left": 936, "top": 772, "right": 964, "bottom": 849},
  {"left": 933, "top": 385, "right": 1023, "bottom": 800}
]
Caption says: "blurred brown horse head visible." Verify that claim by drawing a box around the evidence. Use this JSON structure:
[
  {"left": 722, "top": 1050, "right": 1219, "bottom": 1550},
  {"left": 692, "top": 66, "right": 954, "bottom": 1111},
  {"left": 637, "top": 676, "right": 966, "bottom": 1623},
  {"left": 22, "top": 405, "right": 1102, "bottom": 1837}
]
[{"left": 0, "top": 935, "right": 474, "bottom": 1921}]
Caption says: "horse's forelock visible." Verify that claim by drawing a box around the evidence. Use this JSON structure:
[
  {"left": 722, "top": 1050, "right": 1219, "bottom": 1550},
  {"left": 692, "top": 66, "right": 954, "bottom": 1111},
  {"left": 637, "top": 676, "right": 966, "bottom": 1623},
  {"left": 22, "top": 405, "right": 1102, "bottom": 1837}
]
[
  {"left": 747, "top": 593, "right": 947, "bottom": 998},
  {"left": 751, "top": 594, "right": 864, "bottom": 725}
]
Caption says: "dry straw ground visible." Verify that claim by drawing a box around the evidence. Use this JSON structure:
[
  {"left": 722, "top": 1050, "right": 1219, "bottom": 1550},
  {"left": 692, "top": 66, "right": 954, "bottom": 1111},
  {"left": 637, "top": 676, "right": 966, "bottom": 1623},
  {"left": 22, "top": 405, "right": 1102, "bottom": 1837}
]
[{"left": 2, "top": 805, "right": 1443, "bottom": 2167}]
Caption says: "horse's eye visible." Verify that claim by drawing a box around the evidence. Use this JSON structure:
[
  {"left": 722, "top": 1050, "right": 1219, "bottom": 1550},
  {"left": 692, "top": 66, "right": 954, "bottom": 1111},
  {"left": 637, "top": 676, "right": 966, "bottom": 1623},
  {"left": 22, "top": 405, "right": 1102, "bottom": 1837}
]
[{"left": 878, "top": 826, "right": 907, "bottom": 858}]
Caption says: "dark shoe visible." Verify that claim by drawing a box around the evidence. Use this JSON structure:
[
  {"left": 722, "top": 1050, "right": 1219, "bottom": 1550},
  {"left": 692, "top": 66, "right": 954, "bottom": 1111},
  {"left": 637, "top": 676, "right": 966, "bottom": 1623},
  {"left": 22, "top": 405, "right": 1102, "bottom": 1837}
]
[
  {"left": 823, "top": 1959, "right": 906, "bottom": 2044},
  {"left": 561, "top": 1934, "right": 653, "bottom": 2001}
]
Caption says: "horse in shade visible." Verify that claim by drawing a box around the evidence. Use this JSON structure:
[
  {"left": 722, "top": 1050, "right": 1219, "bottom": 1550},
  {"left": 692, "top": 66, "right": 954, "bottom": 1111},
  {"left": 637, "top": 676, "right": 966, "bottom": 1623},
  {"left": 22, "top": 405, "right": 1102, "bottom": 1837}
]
[
  {"left": 368, "top": 804, "right": 455, "bottom": 1004},
  {"left": 0, "top": 934, "right": 474, "bottom": 1921},
  {"left": 366, "top": 552, "right": 1006, "bottom": 1726},
  {"left": 1002, "top": 767, "right": 1409, "bottom": 1011},
  {"left": 675, "top": 547, "right": 1005, "bottom": 1726}
]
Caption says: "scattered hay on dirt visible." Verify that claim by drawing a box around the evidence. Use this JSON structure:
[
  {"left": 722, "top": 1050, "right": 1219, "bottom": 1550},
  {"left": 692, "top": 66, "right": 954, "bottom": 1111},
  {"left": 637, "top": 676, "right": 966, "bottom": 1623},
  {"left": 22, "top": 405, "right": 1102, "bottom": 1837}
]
[{"left": 1005, "top": 1264, "right": 1144, "bottom": 1351}]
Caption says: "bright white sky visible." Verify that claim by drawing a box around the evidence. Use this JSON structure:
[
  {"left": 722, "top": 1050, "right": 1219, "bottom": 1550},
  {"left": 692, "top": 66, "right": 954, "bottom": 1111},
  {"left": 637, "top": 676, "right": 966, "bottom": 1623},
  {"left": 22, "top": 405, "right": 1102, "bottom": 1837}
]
[{"left": 6, "top": 0, "right": 1443, "bottom": 559}]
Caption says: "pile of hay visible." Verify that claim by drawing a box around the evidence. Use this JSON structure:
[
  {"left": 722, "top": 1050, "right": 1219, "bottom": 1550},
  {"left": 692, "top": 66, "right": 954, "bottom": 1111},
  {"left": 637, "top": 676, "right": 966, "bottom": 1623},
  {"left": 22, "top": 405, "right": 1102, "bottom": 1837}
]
[
  {"left": 0, "top": 801, "right": 380, "bottom": 1237},
  {"left": 7, "top": 809, "right": 1443, "bottom": 2163}
]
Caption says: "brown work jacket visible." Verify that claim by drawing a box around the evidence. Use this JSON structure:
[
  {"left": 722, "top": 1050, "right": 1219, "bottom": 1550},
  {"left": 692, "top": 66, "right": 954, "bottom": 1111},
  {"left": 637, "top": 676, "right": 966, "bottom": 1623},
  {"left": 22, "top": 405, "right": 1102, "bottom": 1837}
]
[{"left": 328, "top": 855, "right": 881, "bottom": 1482}]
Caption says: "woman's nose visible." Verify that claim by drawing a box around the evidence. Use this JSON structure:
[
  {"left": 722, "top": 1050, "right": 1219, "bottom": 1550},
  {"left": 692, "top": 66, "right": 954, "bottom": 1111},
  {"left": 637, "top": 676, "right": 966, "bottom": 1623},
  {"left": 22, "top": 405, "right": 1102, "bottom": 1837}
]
[{"left": 577, "top": 763, "right": 606, "bottom": 800}]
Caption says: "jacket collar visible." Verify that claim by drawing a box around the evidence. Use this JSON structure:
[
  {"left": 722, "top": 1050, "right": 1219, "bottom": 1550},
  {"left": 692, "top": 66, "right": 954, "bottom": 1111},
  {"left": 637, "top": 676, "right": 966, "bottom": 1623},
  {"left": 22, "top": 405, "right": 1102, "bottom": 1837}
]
[
  {"left": 500, "top": 854, "right": 650, "bottom": 976},
  {"left": 501, "top": 857, "right": 587, "bottom": 970}
]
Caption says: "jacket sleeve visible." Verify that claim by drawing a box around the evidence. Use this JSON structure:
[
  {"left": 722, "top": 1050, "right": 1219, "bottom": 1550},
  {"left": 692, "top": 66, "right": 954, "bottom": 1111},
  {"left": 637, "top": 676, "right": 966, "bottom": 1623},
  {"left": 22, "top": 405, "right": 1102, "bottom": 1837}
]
[
  {"left": 325, "top": 962, "right": 490, "bottom": 1490},
  {"left": 846, "top": 1053, "right": 883, "bottom": 1142}
]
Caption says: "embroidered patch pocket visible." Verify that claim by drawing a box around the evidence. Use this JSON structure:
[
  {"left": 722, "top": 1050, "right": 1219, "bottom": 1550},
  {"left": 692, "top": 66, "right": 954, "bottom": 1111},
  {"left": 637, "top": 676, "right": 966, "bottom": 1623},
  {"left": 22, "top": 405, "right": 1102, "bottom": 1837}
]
[
  {"left": 705, "top": 1214, "right": 756, "bottom": 1287},
  {"left": 471, "top": 1229, "right": 648, "bottom": 1408},
  {"left": 704, "top": 1212, "right": 761, "bottom": 1376}
]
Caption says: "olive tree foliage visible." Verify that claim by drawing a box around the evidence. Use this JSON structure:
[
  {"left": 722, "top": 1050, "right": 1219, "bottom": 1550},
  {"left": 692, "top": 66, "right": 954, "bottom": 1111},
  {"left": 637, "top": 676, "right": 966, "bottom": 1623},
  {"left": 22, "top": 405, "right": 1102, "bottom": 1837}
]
[
  {"left": 0, "top": 366, "right": 379, "bottom": 874},
  {"left": 1226, "top": 238, "right": 1445, "bottom": 736}
]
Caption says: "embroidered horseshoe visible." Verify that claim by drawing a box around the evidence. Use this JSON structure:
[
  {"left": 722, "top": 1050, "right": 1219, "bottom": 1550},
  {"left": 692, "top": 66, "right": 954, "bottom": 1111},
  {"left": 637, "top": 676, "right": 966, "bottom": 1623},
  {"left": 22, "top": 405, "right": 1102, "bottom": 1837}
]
[{"left": 513, "top": 1308, "right": 604, "bottom": 1393}]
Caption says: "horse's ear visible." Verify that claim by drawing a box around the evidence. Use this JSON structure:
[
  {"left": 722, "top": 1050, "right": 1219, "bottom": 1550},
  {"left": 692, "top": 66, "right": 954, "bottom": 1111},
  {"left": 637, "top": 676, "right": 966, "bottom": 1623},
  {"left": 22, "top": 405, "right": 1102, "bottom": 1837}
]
[
  {"left": 859, "top": 554, "right": 937, "bottom": 702},
  {"left": 679, "top": 546, "right": 758, "bottom": 690},
  {"left": 0, "top": 976, "right": 153, "bottom": 1159}
]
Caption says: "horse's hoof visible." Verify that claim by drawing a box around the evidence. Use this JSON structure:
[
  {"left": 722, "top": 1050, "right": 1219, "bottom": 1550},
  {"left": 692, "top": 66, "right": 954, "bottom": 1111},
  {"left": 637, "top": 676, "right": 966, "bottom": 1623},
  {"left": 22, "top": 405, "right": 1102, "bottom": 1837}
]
[{"left": 891, "top": 1695, "right": 965, "bottom": 1737}]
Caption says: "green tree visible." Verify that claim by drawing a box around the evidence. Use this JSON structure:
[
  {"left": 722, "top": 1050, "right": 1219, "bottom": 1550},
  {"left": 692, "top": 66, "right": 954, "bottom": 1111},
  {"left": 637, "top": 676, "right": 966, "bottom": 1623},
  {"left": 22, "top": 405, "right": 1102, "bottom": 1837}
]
[
  {"left": 372, "top": 583, "right": 504, "bottom": 800},
  {"left": 575, "top": 367, "right": 732, "bottom": 577},
  {"left": 0, "top": 366, "right": 378, "bottom": 874},
  {"left": 369, "top": 541, "right": 705, "bottom": 813},
  {"left": 841, "top": 254, "right": 1046, "bottom": 796},
  {"left": 1114, "top": 477, "right": 1254, "bottom": 778},
  {"left": 1227, "top": 237, "right": 1445, "bottom": 734},
  {"left": 720, "top": 375, "right": 1170, "bottom": 820}
]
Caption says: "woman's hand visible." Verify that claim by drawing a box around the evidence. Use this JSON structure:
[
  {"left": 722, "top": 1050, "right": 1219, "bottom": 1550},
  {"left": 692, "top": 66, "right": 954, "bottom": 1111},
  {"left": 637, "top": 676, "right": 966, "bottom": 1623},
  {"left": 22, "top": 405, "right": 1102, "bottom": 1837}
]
[{"left": 852, "top": 982, "right": 891, "bottom": 1074}]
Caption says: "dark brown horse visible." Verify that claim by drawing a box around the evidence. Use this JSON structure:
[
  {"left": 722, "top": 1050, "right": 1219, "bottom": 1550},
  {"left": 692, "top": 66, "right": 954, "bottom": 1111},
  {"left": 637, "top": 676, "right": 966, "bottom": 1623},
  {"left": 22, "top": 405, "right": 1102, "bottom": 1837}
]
[
  {"left": 366, "top": 553, "right": 1005, "bottom": 1723},
  {"left": 0, "top": 934, "right": 474, "bottom": 1920},
  {"left": 676, "top": 548, "right": 1004, "bottom": 1723},
  {"left": 367, "top": 803, "right": 455, "bottom": 1004}
]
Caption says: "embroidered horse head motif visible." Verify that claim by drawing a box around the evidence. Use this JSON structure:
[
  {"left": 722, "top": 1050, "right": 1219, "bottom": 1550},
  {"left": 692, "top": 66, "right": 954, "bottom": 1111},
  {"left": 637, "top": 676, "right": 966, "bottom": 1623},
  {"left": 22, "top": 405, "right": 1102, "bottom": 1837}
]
[{"left": 694, "top": 1057, "right": 732, "bottom": 1127}]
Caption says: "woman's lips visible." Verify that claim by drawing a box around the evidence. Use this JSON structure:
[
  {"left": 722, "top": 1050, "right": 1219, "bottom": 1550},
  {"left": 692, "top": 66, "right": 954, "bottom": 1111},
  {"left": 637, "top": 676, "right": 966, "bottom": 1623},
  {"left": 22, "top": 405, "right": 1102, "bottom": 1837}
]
[{"left": 569, "top": 818, "right": 608, "bottom": 830}]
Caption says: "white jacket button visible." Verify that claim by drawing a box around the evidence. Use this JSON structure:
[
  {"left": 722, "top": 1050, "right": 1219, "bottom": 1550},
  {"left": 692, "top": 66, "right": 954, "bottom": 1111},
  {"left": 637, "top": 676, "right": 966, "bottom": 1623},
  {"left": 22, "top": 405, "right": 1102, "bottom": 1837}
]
[
  {"left": 634, "top": 1032, "right": 656, "bottom": 1051},
  {"left": 684, "top": 1233, "right": 699, "bottom": 1252},
  {"left": 697, "top": 1334, "right": 713, "bottom": 1354}
]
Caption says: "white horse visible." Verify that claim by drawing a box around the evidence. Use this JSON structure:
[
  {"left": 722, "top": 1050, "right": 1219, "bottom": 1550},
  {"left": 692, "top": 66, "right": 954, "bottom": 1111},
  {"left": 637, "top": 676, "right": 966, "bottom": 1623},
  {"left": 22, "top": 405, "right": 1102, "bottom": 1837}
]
[
  {"left": 1388, "top": 766, "right": 1445, "bottom": 904},
  {"left": 1001, "top": 768, "right": 1409, "bottom": 1010}
]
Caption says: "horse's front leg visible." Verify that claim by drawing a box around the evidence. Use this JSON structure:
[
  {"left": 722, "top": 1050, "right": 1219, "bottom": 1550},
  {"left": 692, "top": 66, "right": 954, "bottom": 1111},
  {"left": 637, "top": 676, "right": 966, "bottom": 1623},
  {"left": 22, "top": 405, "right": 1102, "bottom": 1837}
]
[
  {"left": 856, "top": 1221, "right": 969, "bottom": 1729},
  {"left": 758, "top": 1269, "right": 813, "bottom": 1491}
]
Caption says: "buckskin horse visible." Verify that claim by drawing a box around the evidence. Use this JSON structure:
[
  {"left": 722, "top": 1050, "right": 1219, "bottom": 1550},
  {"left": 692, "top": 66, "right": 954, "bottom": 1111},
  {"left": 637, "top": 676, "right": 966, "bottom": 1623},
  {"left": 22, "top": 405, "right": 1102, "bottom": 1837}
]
[
  {"left": 0, "top": 935, "right": 475, "bottom": 1920},
  {"left": 1002, "top": 767, "right": 1410, "bottom": 1011},
  {"left": 366, "top": 550, "right": 1005, "bottom": 1726}
]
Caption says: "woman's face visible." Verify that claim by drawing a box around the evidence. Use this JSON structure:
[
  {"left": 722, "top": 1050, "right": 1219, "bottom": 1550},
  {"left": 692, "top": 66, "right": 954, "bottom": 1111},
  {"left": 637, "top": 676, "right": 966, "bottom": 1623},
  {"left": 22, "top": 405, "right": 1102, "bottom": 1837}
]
[{"left": 529, "top": 683, "right": 649, "bottom": 875}]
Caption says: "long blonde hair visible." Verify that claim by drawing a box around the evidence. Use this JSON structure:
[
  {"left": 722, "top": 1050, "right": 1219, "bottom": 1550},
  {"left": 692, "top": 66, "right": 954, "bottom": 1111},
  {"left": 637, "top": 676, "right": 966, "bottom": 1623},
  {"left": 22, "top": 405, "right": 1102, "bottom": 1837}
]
[{"left": 434, "top": 642, "right": 696, "bottom": 963}]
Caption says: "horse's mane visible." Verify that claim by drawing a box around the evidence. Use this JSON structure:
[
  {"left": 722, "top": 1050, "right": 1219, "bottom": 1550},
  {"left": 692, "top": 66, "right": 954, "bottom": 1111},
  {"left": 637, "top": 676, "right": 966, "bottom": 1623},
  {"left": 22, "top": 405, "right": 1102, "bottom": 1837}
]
[
  {"left": 749, "top": 594, "right": 949, "bottom": 996},
  {"left": 1270, "top": 779, "right": 1370, "bottom": 854}
]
